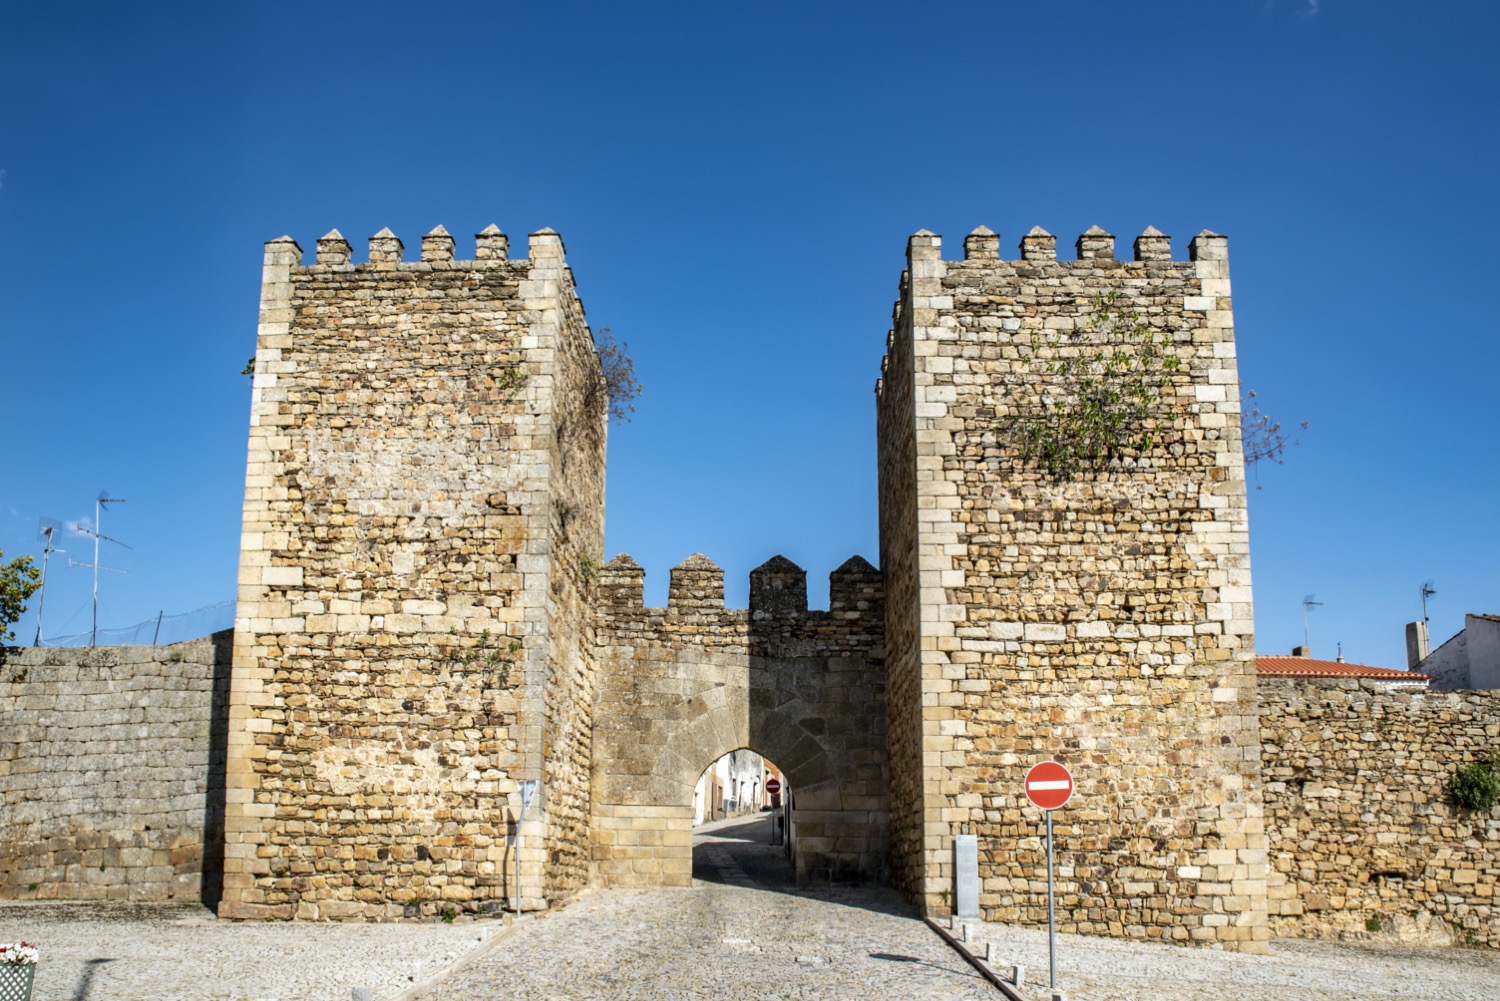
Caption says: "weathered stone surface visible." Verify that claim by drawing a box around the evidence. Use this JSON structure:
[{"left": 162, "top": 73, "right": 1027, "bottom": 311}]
[
  {"left": 592, "top": 559, "right": 890, "bottom": 886},
  {"left": 224, "top": 226, "right": 605, "bottom": 919},
  {"left": 877, "top": 229, "right": 1266, "bottom": 949},
  {"left": 1260, "top": 680, "right": 1500, "bottom": 948},
  {"left": 0, "top": 633, "right": 231, "bottom": 902}
]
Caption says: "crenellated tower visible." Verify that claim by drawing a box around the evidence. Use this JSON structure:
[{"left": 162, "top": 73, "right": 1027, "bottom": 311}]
[
  {"left": 876, "top": 225, "right": 1267, "bottom": 950},
  {"left": 223, "top": 225, "right": 606, "bottom": 919}
]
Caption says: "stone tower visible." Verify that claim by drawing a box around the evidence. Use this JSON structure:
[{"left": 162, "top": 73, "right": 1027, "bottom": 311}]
[
  {"left": 221, "top": 225, "right": 605, "bottom": 918},
  {"left": 876, "top": 226, "right": 1268, "bottom": 950}
]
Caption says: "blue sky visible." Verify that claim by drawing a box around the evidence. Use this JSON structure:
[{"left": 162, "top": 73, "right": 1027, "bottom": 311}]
[{"left": 1, "top": 1, "right": 1495, "bottom": 666}]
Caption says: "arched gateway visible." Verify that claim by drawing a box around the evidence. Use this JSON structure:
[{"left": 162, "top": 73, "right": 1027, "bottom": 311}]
[
  {"left": 592, "top": 553, "right": 889, "bottom": 886},
  {"left": 222, "top": 224, "right": 1268, "bottom": 950}
]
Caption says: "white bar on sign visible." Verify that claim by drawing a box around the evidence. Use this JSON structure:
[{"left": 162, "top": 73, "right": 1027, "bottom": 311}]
[{"left": 1027, "top": 780, "right": 1071, "bottom": 790}]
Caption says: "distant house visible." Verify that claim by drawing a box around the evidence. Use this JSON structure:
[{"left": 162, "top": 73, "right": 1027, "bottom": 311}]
[
  {"left": 1256, "top": 653, "right": 1429, "bottom": 690},
  {"left": 1418, "top": 613, "right": 1500, "bottom": 690}
]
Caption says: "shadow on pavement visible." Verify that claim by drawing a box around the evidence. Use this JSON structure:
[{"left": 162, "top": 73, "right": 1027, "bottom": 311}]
[
  {"left": 691, "top": 813, "right": 914, "bottom": 919},
  {"left": 72, "top": 957, "right": 116, "bottom": 1001}
]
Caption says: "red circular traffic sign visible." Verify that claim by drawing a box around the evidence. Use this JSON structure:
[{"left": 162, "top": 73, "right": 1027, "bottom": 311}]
[
  {"left": 765, "top": 778, "right": 782, "bottom": 795},
  {"left": 1024, "top": 760, "right": 1074, "bottom": 810}
]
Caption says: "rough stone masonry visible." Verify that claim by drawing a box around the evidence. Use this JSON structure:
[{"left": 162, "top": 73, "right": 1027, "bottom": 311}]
[
  {"left": 223, "top": 226, "right": 604, "bottom": 919},
  {"left": 5, "top": 222, "right": 1494, "bottom": 951},
  {"left": 218, "top": 220, "right": 1266, "bottom": 947},
  {"left": 876, "top": 226, "right": 1266, "bottom": 950}
]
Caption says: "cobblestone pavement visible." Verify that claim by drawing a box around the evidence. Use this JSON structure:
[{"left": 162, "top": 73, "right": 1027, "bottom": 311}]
[
  {"left": 4, "top": 816, "right": 1496, "bottom": 1001},
  {"left": 968, "top": 917, "right": 1500, "bottom": 1001},
  {"left": 0, "top": 899, "right": 495, "bottom": 1000},
  {"left": 427, "top": 813, "right": 995, "bottom": 1001}
]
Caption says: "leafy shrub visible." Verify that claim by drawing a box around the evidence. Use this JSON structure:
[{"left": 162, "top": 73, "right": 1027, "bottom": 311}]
[
  {"left": 593, "top": 327, "right": 641, "bottom": 425},
  {"left": 1448, "top": 754, "right": 1500, "bottom": 812}
]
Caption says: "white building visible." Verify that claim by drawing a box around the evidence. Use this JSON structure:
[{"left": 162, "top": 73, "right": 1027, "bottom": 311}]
[
  {"left": 692, "top": 749, "right": 781, "bottom": 825},
  {"left": 1420, "top": 614, "right": 1500, "bottom": 690}
]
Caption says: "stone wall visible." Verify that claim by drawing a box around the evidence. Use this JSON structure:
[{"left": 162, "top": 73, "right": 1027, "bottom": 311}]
[
  {"left": 0, "top": 633, "right": 231, "bottom": 903},
  {"left": 592, "top": 553, "right": 889, "bottom": 887},
  {"left": 539, "top": 244, "right": 608, "bottom": 901},
  {"left": 876, "top": 227, "right": 1268, "bottom": 950},
  {"left": 1260, "top": 680, "right": 1500, "bottom": 948},
  {"left": 876, "top": 262, "right": 925, "bottom": 902},
  {"left": 223, "top": 225, "right": 604, "bottom": 919}
]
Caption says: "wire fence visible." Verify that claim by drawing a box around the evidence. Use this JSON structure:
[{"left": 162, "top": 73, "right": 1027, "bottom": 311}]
[{"left": 41, "top": 600, "right": 236, "bottom": 648}]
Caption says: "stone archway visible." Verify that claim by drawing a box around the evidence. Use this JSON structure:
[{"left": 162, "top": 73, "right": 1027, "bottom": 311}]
[{"left": 591, "top": 553, "right": 889, "bottom": 887}]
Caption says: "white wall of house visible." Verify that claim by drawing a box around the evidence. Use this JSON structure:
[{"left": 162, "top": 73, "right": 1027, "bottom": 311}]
[
  {"left": 1424, "top": 614, "right": 1500, "bottom": 690},
  {"left": 693, "top": 749, "right": 767, "bottom": 824}
]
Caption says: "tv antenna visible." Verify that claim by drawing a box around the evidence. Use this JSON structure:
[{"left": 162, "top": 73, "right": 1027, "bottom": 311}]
[
  {"left": 33, "top": 517, "right": 64, "bottom": 647},
  {"left": 1420, "top": 580, "right": 1436, "bottom": 624},
  {"left": 67, "top": 491, "right": 131, "bottom": 647},
  {"left": 1301, "top": 594, "right": 1323, "bottom": 653}
]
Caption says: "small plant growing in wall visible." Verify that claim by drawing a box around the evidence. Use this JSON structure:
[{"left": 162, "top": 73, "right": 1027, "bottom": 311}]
[
  {"left": 998, "top": 294, "right": 1181, "bottom": 481},
  {"left": 493, "top": 355, "right": 528, "bottom": 394},
  {"left": 592, "top": 327, "right": 641, "bottom": 425},
  {"left": 1448, "top": 752, "right": 1500, "bottom": 812}
]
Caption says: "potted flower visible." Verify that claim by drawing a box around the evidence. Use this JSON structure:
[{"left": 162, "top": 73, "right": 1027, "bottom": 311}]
[{"left": 0, "top": 942, "right": 38, "bottom": 1001}]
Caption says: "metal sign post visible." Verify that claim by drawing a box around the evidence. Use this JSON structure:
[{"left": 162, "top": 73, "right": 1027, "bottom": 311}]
[
  {"left": 765, "top": 777, "right": 782, "bottom": 843},
  {"left": 1046, "top": 810, "right": 1056, "bottom": 991},
  {"left": 1024, "top": 760, "right": 1074, "bottom": 997},
  {"left": 514, "top": 780, "right": 537, "bottom": 919}
]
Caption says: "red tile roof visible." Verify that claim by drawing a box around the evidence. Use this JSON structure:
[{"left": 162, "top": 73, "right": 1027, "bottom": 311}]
[{"left": 1256, "top": 656, "right": 1428, "bottom": 682}]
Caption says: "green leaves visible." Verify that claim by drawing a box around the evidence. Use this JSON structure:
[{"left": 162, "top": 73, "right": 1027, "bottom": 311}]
[
  {"left": 0, "top": 550, "right": 42, "bottom": 644},
  {"left": 999, "top": 294, "right": 1180, "bottom": 481},
  {"left": 1448, "top": 753, "right": 1500, "bottom": 813},
  {"left": 594, "top": 327, "right": 641, "bottom": 426}
]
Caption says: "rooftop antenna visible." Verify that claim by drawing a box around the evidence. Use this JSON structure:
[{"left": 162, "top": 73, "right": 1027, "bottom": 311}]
[
  {"left": 1301, "top": 594, "right": 1323, "bottom": 654},
  {"left": 1420, "top": 580, "right": 1436, "bottom": 625},
  {"left": 33, "top": 517, "right": 64, "bottom": 647},
  {"left": 67, "top": 491, "right": 130, "bottom": 647}
]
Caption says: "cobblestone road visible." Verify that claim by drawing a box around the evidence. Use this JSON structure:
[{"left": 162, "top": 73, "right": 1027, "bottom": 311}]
[
  {"left": 0, "top": 900, "right": 491, "bottom": 1000},
  {"left": 969, "top": 917, "right": 1500, "bottom": 1001},
  {"left": 427, "top": 813, "right": 995, "bottom": 1001},
  {"left": 3, "top": 814, "right": 1496, "bottom": 1000}
]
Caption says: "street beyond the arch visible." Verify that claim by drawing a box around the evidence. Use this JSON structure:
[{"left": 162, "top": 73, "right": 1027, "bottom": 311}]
[{"left": 2, "top": 815, "right": 1494, "bottom": 1001}]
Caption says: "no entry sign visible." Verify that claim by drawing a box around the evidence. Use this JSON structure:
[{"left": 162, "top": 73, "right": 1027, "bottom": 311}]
[
  {"left": 765, "top": 778, "right": 781, "bottom": 795},
  {"left": 1025, "top": 760, "right": 1075, "bottom": 994},
  {"left": 1024, "top": 760, "right": 1074, "bottom": 811}
]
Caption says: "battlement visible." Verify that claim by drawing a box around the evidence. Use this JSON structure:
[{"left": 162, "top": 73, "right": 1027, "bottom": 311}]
[
  {"left": 875, "top": 224, "right": 1233, "bottom": 399},
  {"left": 268, "top": 224, "right": 569, "bottom": 268},
  {"left": 924, "top": 224, "right": 1227, "bottom": 265},
  {"left": 597, "top": 552, "right": 882, "bottom": 615}
]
